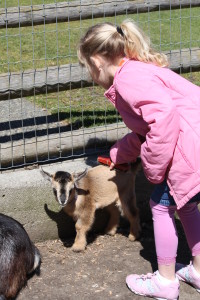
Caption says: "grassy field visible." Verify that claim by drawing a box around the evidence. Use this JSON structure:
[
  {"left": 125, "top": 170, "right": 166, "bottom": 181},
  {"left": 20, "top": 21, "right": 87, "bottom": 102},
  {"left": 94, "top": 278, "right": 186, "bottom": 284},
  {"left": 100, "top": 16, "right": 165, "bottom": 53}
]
[
  {"left": 1, "top": 6, "right": 200, "bottom": 72},
  {"left": 0, "top": 2, "right": 200, "bottom": 127},
  {"left": 0, "top": 0, "right": 75, "bottom": 8}
]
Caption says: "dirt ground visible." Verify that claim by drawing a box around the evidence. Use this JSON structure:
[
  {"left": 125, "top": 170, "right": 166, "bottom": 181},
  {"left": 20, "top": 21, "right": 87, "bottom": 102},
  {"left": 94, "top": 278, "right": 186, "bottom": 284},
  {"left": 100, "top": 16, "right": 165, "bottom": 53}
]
[{"left": 17, "top": 220, "right": 199, "bottom": 300}]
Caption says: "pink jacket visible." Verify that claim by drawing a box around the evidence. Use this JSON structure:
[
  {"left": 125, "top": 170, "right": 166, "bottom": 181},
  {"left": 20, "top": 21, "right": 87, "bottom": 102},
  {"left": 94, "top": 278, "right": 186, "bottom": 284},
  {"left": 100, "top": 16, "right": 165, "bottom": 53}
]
[{"left": 105, "top": 59, "right": 200, "bottom": 209}]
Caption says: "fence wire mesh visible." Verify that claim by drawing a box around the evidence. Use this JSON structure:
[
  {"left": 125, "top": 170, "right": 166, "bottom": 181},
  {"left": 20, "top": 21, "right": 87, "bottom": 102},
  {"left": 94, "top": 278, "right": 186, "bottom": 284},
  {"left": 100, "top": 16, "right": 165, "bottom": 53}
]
[{"left": 0, "top": 0, "right": 200, "bottom": 170}]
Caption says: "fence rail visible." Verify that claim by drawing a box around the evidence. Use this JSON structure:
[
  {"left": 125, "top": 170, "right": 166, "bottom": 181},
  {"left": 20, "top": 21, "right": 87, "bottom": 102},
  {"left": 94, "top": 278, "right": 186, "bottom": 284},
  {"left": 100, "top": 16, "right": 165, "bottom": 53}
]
[
  {"left": 0, "top": 122, "right": 129, "bottom": 169},
  {"left": 1, "top": 48, "right": 200, "bottom": 101},
  {"left": 0, "top": 63, "right": 89, "bottom": 101},
  {"left": 1, "top": 0, "right": 200, "bottom": 28}
]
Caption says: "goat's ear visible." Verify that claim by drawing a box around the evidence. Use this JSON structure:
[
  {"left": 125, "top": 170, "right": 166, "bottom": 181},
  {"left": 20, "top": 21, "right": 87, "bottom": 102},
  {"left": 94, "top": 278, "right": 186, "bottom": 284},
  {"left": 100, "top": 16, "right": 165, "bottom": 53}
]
[
  {"left": 40, "top": 168, "right": 53, "bottom": 182},
  {"left": 73, "top": 168, "right": 88, "bottom": 183}
]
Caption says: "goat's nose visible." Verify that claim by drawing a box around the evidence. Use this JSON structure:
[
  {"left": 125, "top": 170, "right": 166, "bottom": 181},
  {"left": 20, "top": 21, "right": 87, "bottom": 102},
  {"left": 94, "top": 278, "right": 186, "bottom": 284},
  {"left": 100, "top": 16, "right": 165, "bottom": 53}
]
[{"left": 60, "top": 194, "right": 66, "bottom": 205}]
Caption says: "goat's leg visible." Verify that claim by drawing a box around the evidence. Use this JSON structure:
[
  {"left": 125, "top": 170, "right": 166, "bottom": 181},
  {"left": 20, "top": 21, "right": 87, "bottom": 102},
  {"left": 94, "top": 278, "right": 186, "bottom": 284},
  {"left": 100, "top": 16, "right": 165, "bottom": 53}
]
[
  {"left": 122, "top": 196, "right": 141, "bottom": 241},
  {"left": 72, "top": 209, "right": 95, "bottom": 252},
  {"left": 105, "top": 203, "right": 120, "bottom": 236}
]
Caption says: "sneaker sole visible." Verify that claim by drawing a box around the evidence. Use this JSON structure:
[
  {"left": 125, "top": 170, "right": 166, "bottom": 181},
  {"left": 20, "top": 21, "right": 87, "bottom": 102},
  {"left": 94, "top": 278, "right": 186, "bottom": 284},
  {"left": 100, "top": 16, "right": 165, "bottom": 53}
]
[
  {"left": 177, "top": 275, "right": 200, "bottom": 293},
  {"left": 126, "top": 283, "right": 179, "bottom": 300}
]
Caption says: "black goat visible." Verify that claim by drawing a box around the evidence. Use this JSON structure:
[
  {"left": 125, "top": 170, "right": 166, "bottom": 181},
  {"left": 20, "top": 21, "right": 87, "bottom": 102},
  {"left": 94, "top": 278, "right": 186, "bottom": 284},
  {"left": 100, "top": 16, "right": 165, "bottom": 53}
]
[{"left": 0, "top": 213, "right": 41, "bottom": 299}]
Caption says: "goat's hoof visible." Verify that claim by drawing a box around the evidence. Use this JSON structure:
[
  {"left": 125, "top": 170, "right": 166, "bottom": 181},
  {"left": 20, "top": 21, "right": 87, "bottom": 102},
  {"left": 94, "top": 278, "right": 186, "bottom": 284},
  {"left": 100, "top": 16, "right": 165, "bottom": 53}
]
[
  {"left": 105, "top": 228, "right": 117, "bottom": 236},
  {"left": 128, "top": 233, "right": 138, "bottom": 241},
  {"left": 106, "top": 231, "right": 116, "bottom": 236},
  {"left": 72, "top": 244, "right": 86, "bottom": 252}
]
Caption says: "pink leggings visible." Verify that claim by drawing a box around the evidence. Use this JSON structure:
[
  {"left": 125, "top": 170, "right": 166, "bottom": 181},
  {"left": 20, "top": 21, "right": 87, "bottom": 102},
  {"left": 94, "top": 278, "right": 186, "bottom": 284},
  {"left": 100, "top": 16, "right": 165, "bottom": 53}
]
[{"left": 150, "top": 199, "right": 200, "bottom": 265}]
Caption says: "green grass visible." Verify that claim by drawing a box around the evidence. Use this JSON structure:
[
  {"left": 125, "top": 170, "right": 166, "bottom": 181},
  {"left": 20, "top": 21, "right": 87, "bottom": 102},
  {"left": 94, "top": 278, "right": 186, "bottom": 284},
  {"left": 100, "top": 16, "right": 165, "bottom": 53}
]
[
  {"left": 0, "top": 3, "right": 200, "bottom": 127},
  {"left": 0, "top": 0, "right": 75, "bottom": 8},
  {"left": 29, "top": 85, "right": 122, "bottom": 128},
  {"left": 1, "top": 7, "right": 200, "bottom": 73}
]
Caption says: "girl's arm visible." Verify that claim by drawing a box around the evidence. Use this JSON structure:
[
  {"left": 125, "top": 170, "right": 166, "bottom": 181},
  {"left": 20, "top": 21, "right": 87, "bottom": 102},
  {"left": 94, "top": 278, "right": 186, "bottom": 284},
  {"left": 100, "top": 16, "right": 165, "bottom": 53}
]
[
  {"left": 110, "top": 132, "right": 141, "bottom": 164},
  {"left": 114, "top": 74, "right": 180, "bottom": 184}
]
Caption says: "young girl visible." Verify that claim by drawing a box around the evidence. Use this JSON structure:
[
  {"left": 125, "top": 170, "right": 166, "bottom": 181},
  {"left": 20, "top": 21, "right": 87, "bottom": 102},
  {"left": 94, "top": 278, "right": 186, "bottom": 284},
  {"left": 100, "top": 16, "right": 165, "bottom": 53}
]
[{"left": 77, "top": 19, "right": 200, "bottom": 300}]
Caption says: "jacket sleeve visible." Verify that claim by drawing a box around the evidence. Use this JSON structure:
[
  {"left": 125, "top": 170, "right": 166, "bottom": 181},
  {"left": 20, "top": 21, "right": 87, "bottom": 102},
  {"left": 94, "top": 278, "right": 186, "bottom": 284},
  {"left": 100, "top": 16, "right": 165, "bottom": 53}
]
[
  {"left": 110, "top": 132, "right": 141, "bottom": 164},
  {"left": 115, "top": 74, "right": 180, "bottom": 184}
]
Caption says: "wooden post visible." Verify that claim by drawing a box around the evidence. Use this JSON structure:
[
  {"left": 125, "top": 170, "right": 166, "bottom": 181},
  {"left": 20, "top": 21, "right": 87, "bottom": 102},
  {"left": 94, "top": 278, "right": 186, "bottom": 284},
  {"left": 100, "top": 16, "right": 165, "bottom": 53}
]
[
  {"left": 1, "top": 0, "right": 200, "bottom": 28},
  {"left": 0, "top": 48, "right": 200, "bottom": 101}
]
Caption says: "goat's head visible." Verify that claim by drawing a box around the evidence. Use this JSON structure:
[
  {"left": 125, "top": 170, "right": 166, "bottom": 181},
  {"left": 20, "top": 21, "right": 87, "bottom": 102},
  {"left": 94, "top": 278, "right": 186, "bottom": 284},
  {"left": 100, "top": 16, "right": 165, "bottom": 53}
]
[{"left": 41, "top": 168, "right": 88, "bottom": 207}]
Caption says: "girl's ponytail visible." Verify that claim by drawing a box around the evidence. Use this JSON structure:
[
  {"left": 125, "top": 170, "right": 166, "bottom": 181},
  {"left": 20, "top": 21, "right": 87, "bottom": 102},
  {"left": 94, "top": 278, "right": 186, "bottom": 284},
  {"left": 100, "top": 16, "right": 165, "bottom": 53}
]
[{"left": 120, "top": 19, "right": 168, "bottom": 67}]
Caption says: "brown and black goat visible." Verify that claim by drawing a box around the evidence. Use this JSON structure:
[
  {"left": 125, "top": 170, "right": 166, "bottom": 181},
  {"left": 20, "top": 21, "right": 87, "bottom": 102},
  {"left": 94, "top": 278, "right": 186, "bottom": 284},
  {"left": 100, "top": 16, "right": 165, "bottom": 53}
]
[{"left": 41, "top": 159, "right": 141, "bottom": 252}]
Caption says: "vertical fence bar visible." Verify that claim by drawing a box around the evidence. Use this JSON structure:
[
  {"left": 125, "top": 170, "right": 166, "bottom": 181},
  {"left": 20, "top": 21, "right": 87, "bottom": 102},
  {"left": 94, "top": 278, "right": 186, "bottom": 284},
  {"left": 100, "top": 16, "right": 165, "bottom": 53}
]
[{"left": 31, "top": 0, "right": 39, "bottom": 164}]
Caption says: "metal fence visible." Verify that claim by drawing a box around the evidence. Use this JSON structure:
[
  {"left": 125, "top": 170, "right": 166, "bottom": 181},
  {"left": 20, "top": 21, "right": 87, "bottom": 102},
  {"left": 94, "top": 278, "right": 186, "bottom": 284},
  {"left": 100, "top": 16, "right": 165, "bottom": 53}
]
[{"left": 0, "top": 0, "right": 200, "bottom": 170}]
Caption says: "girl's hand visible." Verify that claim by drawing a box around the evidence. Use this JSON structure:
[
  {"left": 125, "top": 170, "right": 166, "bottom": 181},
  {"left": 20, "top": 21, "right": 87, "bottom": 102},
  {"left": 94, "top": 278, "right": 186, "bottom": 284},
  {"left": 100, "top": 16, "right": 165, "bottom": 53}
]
[
  {"left": 110, "top": 162, "right": 116, "bottom": 170},
  {"left": 110, "top": 161, "right": 130, "bottom": 171}
]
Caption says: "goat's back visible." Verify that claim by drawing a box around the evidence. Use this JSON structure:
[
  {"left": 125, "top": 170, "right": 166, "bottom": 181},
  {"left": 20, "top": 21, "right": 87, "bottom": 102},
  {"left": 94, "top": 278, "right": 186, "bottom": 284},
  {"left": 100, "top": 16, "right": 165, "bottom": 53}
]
[{"left": 77, "top": 165, "right": 137, "bottom": 208}]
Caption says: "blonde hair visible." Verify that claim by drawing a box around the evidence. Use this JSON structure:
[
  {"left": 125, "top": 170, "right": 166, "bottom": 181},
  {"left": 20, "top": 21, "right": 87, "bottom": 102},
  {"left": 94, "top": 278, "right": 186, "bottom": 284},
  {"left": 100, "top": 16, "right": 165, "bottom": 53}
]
[{"left": 77, "top": 19, "right": 168, "bottom": 68}]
